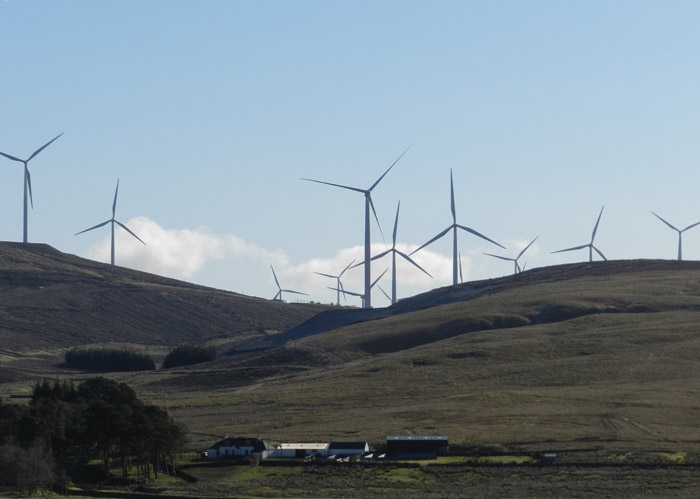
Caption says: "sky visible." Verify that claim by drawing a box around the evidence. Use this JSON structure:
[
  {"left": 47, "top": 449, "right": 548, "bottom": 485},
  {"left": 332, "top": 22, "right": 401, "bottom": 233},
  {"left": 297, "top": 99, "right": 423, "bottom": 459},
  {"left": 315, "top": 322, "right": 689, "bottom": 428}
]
[{"left": 1, "top": 1, "right": 699, "bottom": 306}]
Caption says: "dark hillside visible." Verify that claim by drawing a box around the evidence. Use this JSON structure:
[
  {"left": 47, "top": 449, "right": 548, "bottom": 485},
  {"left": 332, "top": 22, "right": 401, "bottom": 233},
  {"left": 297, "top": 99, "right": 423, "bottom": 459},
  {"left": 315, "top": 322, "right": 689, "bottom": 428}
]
[{"left": 0, "top": 242, "right": 334, "bottom": 352}]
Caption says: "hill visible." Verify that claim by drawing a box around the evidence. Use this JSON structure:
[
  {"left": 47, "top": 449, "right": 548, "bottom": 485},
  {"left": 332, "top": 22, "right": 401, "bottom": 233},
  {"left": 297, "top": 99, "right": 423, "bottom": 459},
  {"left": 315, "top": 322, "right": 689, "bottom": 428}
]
[
  {"left": 1, "top": 243, "right": 700, "bottom": 454},
  {"left": 0, "top": 241, "right": 334, "bottom": 355}
]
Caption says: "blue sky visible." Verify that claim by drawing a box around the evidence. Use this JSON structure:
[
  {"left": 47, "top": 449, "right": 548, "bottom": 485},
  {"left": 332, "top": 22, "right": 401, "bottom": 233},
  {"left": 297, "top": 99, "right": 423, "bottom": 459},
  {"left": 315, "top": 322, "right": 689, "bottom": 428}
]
[{"left": 1, "top": 1, "right": 699, "bottom": 305}]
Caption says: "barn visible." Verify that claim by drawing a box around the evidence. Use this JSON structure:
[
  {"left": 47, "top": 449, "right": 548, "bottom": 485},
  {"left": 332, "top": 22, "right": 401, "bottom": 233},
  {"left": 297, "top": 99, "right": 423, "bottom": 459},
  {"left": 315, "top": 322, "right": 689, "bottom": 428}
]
[
  {"left": 386, "top": 435, "right": 449, "bottom": 459},
  {"left": 205, "top": 436, "right": 272, "bottom": 459},
  {"left": 274, "top": 442, "right": 330, "bottom": 459},
  {"left": 327, "top": 441, "right": 370, "bottom": 457}
]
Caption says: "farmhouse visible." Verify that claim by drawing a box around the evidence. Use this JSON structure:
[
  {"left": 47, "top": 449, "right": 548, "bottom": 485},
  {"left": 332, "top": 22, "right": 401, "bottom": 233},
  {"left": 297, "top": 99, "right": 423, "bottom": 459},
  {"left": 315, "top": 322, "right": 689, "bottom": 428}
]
[
  {"left": 274, "top": 442, "right": 330, "bottom": 459},
  {"left": 386, "top": 435, "right": 449, "bottom": 459},
  {"left": 205, "top": 436, "right": 272, "bottom": 459}
]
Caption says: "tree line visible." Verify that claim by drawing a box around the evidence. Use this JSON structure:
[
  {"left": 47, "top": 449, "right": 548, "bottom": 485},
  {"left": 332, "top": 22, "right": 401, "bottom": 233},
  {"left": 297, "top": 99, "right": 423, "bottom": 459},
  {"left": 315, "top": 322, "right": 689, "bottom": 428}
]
[
  {"left": 64, "top": 344, "right": 217, "bottom": 372},
  {"left": 0, "top": 377, "right": 186, "bottom": 494}
]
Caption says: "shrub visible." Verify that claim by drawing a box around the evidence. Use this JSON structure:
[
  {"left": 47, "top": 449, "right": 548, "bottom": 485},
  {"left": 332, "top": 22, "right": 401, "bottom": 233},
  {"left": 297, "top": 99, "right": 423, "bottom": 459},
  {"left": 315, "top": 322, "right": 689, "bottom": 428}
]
[
  {"left": 64, "top": 348, "right": 156, "bottom": 372},
  {"left": 162, "top": 344, "right": 216, "bottom": 368}
]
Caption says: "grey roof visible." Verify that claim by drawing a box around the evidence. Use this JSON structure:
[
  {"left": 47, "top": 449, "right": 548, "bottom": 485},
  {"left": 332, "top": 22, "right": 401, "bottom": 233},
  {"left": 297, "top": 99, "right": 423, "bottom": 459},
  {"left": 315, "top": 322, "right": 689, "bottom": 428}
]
[
  {"left": 208, "top": 437, "right": 271, "bottom": 452},
  {"left": 386, "top": 435, "right": 448, "bottom": 441}
]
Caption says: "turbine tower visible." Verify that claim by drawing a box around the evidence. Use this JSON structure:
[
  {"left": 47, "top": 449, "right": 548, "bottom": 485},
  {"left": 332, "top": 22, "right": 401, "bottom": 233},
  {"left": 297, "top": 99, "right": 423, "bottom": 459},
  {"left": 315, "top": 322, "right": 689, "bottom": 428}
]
[
  {"left": 651, "top": 211, "right": 700, "bottom": 261},
  {"left": 75, "top": 179, "right": 146, "bottom": 265},
  {"left": 485, "top": 236, "right": 539, "bottom": 274},
  {"left": 302, "top": 145, "right": 412, "bottom": 308},
  {"left": 329, "top": 268, "right": 388, "bottom": 308},
  {"left": 355, "top": 201, "right": 432, "bottom": 304},
  {"left": 552, "top": 206, "right": 606, "bottom": 262},
  {"left": 270, "top": 264, "right": 308, "bottom": 302},
  {"left": 0, "top": 133, "right": 63, "bottom": 243},
  {"left": 314, "top": 259, "right": 356, "bottom": 305},
  {"left": 410, "top": 169, "right": 504, "bottom": 285}
]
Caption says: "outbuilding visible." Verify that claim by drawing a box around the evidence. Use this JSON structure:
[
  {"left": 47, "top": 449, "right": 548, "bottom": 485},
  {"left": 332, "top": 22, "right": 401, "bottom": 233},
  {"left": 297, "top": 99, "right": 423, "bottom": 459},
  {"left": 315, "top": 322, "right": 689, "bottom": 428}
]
[
  {"left": 327, "top": 441, "right": 370, "bottom": 457},
  {"left": 386, "top": 435, "right": 449, "bottom": 459},
  {"left": 274, "top": 442, "right": 330, "bottom": 459}
]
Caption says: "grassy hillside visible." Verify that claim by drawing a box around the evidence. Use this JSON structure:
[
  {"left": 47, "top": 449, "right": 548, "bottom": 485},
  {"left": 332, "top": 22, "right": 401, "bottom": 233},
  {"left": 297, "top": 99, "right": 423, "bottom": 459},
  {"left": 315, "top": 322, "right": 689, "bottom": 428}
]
[{"left": 1, "top": 243, "right": 699, "bottom": 455}]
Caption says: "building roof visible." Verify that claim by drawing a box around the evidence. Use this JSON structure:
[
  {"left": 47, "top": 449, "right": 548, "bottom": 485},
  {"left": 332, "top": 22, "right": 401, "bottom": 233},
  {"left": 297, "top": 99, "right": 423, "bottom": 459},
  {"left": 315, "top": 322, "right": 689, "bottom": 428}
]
[
  {"left": 208, "top": 437, "right": 271, "bottom": 452},
  {"left": 386, "top": 435, "right": 448, "bottom": 442},
  {"left": 329, "top": 441, "right": 368, "bottom": 450},
  {"left": 278, "top": 443, "right": 330, "bottom": 451}
]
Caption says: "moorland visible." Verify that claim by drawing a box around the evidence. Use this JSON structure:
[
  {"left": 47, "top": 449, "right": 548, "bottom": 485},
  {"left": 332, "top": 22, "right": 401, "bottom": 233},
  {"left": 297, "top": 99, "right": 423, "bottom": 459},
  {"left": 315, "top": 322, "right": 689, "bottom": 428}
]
[{"left": 2, "top": 241, "right": 700, "bottom": 497}]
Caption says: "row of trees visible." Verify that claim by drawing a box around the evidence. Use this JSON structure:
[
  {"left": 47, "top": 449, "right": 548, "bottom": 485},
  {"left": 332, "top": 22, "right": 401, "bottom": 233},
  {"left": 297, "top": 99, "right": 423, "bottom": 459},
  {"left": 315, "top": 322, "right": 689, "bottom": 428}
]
[
  {"left": 64, "top": 344, "right": 217, "bottom": 372},
  {"left": 0, "top": 377, "right": 186, "bottom": 493},
  {"left": 64, "top": 347, "right": 156, "bottom": 371}
]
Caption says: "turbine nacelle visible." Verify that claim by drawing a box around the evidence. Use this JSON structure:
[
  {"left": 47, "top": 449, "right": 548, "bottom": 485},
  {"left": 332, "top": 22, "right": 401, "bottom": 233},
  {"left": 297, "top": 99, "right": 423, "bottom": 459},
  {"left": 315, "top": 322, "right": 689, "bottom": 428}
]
[
  {"left": 411, "top": 168, "right": 504, "bottom": 286},
  {"left": 75, "top": 179, "right": 146, "bottom": 266},
  {"left": 0, "top": 133, "right": 64, "bottom": 243},
  {"left": 302, "top": 144, "right": 412, "bottom": 308},
  {"left": 552, "top": 206, "right": 607, "bottom": 262}
]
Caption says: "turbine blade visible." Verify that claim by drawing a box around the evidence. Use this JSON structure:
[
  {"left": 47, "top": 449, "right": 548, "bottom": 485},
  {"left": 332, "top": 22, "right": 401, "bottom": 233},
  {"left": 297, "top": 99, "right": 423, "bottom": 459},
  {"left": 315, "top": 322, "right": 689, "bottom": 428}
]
[
  {"left": 26, "top": 167, "right": 33, "bottom": 209},
  {"left": 591, "top": 205, "right": 605, "bottom": 242},
  {"left": 368, "top": 194, "right": 386, "bottom": 244},
  {"left": 396, "top": 251, "right": 432, "bottom": 277},
  {"left": 651, "top": 211, "right": 678, "bottom": 232},
  {"left": 370, "top": 249, "right": 392, "bottom": 261},
  {"left": 282, "top": 289, "right": 309, "bottom": 296},
  {"left": 273, "top": 290, "right": 281, "bottom": 300},
  {"left": 517, "top": 236, "right": 539, "bottom": 259},
  {"left": 410, "top": 226, "right": 452, "bottom": 255},
  {"left": 378, "top": 284, "right": 391, "bottom": 302},
  {"left": 551, "top": 244, "right": 589, "bottom": 254},
  {"left": 338, "top": 259, "right": 356, "bottom": 276},
  {"left": 270, "top": 264, "right": 281, "bottom": 289},
  {"left": 301, "top": 178, "right": 366, "bottom": 195},
  {"left": 329, "top": 286, "right": 362, "bottom": 298},
  {"left": 593, "top": 246, "right": 607, "bottom": 261},
  {"left": 27, "top": 133, "right": 63, "bottom": 162},
  {"left": 681, "top": 220, "right": 700, "bottom": 232},
  {"left": 368, "top": 143, "right": 412, "bottom": 192},
  {"left": 114, "top": 220, "right": 146, "bottom": 245},
  {"left": 314, "top": 271, "right": 336, "bottom": 279},
  {"left": 75, "top": 220, "right": 110, "bottom": 235},
  {"left": 484, "top": 252, "right": 514, "bottom": 262},
  {"left": 456, "top": 224, "right": 505, "bottom": 249},
  {"left": 450, "top": 169, "right": 456, "bottom": 222},
  {"left": 371, "top": 268, "right": 389, "bottom": 287},
  {"left": 112, "top": 179, "right": 120, "bottom": 217},
  {"left": 392, "top": 201, "right": 400, "bottom": 247},
  {"left": 0, "top": 151, "right": 24, "bottom": 162}
]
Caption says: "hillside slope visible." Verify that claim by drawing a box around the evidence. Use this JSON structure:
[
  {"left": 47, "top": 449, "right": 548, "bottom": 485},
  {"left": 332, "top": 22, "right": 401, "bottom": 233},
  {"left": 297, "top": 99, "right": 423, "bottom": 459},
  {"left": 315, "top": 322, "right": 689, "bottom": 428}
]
[
  {"left": 148, "top": 260, "right": 700, "bottom": 451},
  {"left": 0, "top": 242, "right": 333, "bottom": 354},
  {"left": 2, "top": 244, "right": 700, "bottom": 452}
]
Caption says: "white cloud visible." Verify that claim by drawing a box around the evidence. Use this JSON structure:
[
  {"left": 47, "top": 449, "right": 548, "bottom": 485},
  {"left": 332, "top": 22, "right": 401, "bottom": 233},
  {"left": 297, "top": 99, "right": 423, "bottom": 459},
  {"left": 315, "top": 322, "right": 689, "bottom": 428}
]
[
  {"left": 82, "top": 218, "right": 549, "bottom": 305},
  {"left": 85, "top": 217, "right": 287, "bottom": 279}
]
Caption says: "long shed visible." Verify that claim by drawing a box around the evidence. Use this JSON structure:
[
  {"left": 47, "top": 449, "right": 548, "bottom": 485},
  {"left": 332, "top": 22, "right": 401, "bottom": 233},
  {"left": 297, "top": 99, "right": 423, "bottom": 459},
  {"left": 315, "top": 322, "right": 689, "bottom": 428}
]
[{"left": 386, "top": 435, "right": 449, "bottom": 459}]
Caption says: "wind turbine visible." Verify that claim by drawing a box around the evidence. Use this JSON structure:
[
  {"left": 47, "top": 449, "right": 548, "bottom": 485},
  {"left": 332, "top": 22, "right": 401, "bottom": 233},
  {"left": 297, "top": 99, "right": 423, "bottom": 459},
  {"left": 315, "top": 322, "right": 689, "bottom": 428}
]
[
  {"left": 485, "top": 236, "right": 539, "bottom": 275},
  {"left": 355, "top": 201, "right": 432, "bottom": 304},
  {"left": 314, "top": 259, "right": 356, "bottom": 305},
  {"left": 0, "top": 133, "right": 63, "bottom": 243},
  {"left": 75, "top": 179, "right": 146, "bottom": 265},
  {"left": 329, "top": 268, "right": 388, "bottom": 308},
  {"left": 552, "top": 206, "right": 606, "bottom": 262},
  {"left": 651, "top": 211, "right": 700, "bottom": 261},
  {"left": 302, "top": 144, "right": 412, "bottom": 308},
  {"left": 410, "top": 169, "right": 504, "bottom": 285},
  {"left": 270, "top": 264, "right": 308, "bottom": 302}
]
